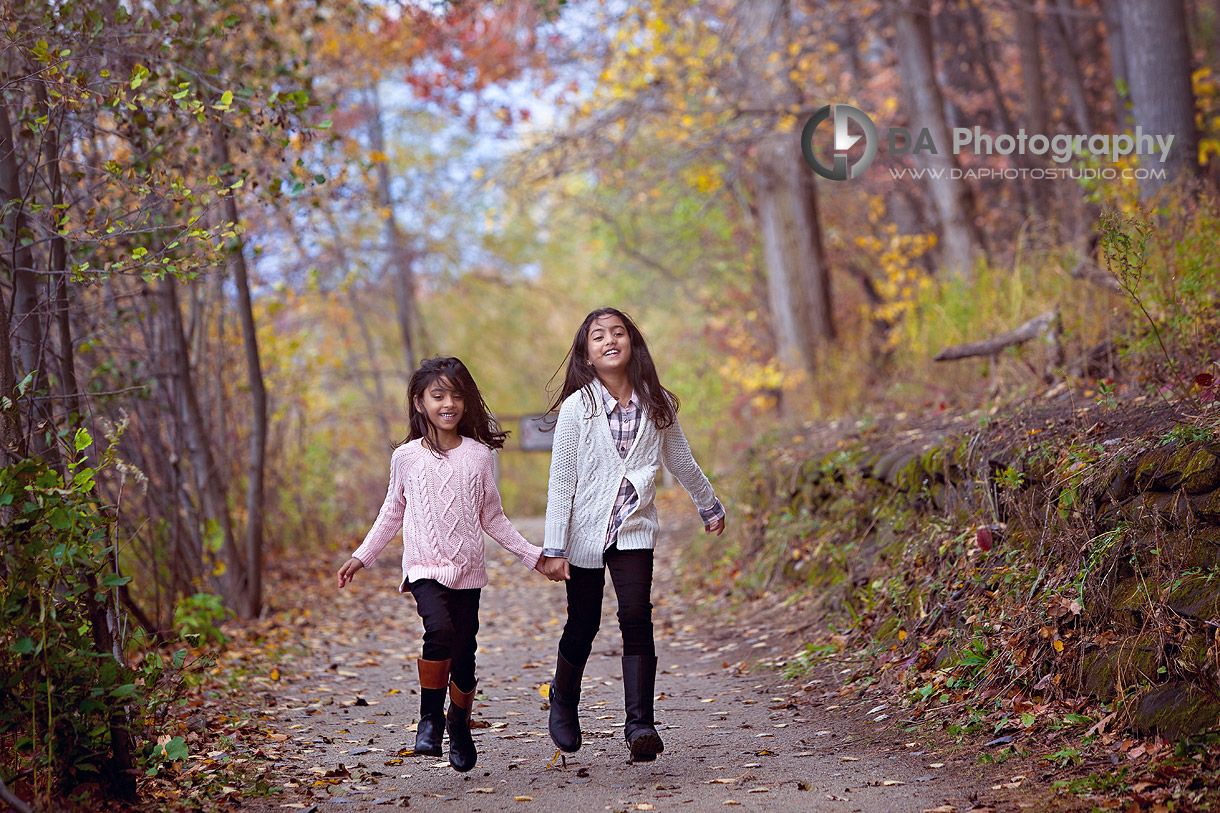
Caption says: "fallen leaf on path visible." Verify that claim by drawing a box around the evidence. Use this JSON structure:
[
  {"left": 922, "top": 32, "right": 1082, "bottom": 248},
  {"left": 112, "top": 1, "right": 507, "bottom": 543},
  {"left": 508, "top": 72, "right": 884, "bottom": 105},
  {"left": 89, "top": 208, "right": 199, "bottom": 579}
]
[
  {"left": 514, "top": 797, "right": 533, "bottom": 802},
  {"left": 928, "top": 762, "right": 945, "bottom": 768},
  {"left": 722, "top": 802, "right": 741, "bottom": 806},
  {"left": 839, "top": 756, "right": 860, "bottom": 761},
  {"left": 468, "top": 787, "right": 494, "bottom": 794},
  {"left": 882, "top": 780, "right": 905, "bottom": 786}
]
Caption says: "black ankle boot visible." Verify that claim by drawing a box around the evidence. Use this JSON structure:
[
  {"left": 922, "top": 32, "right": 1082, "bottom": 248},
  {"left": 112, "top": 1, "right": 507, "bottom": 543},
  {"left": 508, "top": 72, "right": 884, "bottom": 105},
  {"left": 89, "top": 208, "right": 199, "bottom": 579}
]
[
  {"left": 414, "top": 658, "right": 450, "bottom": 757},
  {"left": 548, "top": 650, "right": 584, "bottom": 752},
  {"left": 622, "top": 655, "right": 663, "bottom": 761},
  {"left": 414, "top": 688, "right": 446, "bottom": 756},
  {"left": 445, "top": 680, "right": 478, "bottom": 772}
]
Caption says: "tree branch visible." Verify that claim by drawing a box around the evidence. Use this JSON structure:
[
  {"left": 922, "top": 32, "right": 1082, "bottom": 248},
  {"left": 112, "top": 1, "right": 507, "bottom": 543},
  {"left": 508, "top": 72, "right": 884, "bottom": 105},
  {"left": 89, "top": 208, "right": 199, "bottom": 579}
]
[{"left": 934, "top": 310, "right": 1059, "bottom": 361}]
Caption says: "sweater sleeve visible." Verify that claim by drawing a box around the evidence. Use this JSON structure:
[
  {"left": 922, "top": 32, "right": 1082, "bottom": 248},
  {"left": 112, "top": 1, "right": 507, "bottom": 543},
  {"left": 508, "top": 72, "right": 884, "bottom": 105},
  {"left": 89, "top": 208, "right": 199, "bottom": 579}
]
[
  {"left": 350, "top": 450, "right": 407, "bottom": 567},
  {"left": 660, "top": 418, "right": 719, "bottom": 515},
  {"left": 479, "top": 450, "right": 542, "bottom": 571},
  {"left": 542, "top": 398, "right": 582, "bottom": 554}
]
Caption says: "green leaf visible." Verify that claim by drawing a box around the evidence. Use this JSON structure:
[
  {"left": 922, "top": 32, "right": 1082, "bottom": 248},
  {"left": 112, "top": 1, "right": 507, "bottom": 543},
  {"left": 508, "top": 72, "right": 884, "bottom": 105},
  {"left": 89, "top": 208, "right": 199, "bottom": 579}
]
[
  {"left": 109, "top": 683, "right": 137, "bottom": 698},
  {"left": 315, "top": 119, "right": 332, "bottom": 130},
  {"left": 162, "top": 737, "right": 189, "bottom": 761},
  {"left": 130, "top": 64, "right": 150, "bottom": 89},
  {"left": 101, "top": 573, "right": 131, "bottom": 588},
  {"left": 11, "top": 637, "right": 36, "bottom": 654},
  {"left": 48, "top": 507, "right": 72, "bottom": 530},
  {"left": 74, "top": 427, "right": 92, "bottom": 452}
]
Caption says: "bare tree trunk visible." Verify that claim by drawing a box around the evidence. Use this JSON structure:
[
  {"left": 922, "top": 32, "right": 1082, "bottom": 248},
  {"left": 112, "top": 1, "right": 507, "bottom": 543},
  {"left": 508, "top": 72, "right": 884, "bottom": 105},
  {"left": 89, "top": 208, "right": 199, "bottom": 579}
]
[
  {"left": 366, "top": 86, "right": 418, "bottom": 376},
  {"left": 214, "top": 127, "right": 265, "bottom": 620},
  {"left": 0, "top": 275, "right": 23, "bottom": 466},
  {"left": 891, "top": 0, "right": 984, "bottom": 278},
  {"left": 322, "top": 208, "right": 393, "bottom": 438},
  {"left": 0, "top": 101, "right": 53, "bottom": 458},
  {"left": 733, "top": 0, "right": 834, "bottom": 378},
  {"left": 962, "top": 0, "right": 1035, "bottom": 216},
  {"left": 1100, "top": 0, "right": 1133, "bottom": 128},
  {"left": 33, "top": 84, "right": 83, "bottom": 431},
  {"left": 162, "top": 276, "right": 235, "bottom": 594},
  {"left": 1118, "top": 0, "right": 1201, "bottom": 197},
  {"left": 1015, "top": 3, "right": 1047, "bottom": 134},
  {"left": 753, "top": 136, "right": 835, "bottom": 375},
  {"left": 1045, "top": 0, "right": 1094, "bottom": 133}
]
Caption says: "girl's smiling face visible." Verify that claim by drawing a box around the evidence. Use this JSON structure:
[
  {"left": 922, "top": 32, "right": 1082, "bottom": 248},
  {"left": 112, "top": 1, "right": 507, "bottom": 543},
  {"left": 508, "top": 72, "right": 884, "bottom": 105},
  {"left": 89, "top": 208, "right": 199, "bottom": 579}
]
[
  {"left": 414, "top": 376, "right": 465, "bottom": 441},
  {"left": 586, "top": 314, "right": 632, "bottom": 377}
]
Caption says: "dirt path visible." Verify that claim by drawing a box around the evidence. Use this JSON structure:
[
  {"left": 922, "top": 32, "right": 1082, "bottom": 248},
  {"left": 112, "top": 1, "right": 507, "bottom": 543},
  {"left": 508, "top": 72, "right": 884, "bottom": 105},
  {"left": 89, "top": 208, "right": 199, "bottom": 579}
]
[{"left": 247, "top": 518, "right": 995, "bottom": 812}]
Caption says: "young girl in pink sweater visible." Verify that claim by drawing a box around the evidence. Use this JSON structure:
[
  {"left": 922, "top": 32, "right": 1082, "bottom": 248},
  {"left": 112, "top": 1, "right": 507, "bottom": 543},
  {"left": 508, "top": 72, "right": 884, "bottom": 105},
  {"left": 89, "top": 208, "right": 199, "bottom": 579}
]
[{"left": 336, "top": 357, "right": 559, "bottom": 773}]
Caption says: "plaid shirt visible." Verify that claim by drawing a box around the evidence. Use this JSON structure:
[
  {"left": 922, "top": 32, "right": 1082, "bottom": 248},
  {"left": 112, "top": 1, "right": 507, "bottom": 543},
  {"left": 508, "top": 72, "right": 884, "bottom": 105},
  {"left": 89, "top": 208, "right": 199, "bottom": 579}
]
[
  {"left": 542, "top": 380, "right": 725, "bottom": 559},
  {"left": 600, "top": 381, "right": 642, "bottom": 549}
]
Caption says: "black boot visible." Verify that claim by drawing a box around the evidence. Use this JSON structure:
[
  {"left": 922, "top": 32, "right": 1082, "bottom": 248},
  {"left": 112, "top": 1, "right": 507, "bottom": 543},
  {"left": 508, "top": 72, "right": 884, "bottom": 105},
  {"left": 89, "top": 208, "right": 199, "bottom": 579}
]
[
  {"left": 622, "top": 655, "right": 663, "bottom": 761},
  {"left": 445, "top": 680, "right": 478, "bottom": 772},
  {"left": 548, "top": 650, "right": 584, "bottom": 752},
  {"left": 414, "top": 658, "right": 450, "bottom": 757}
]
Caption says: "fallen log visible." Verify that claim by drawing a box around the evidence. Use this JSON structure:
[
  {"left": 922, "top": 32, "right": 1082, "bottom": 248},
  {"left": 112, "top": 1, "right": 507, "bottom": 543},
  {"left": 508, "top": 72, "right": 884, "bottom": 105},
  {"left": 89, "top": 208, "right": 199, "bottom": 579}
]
[{"left": 934, "top": 310, "right": 1061, "bottom": 363}]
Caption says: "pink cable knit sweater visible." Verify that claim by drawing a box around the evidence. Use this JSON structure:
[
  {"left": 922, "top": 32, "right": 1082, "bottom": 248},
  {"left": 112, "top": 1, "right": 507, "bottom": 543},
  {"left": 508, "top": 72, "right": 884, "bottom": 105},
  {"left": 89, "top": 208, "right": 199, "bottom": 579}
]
[{"left": 351, "top": 437, "right": 542, "bottom": 591}]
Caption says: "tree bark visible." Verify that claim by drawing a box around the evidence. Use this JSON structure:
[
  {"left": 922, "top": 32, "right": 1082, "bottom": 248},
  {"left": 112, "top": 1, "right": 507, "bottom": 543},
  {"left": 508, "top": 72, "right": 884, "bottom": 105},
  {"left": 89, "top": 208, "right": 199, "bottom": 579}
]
[
  {"left": 1118, "top": 0, "right": 1201, "bottom": 197},
  {"left": 33, "top": 84, "right": 83, "bottom": 431},
  {"left": 891, "top": 0, "right": 984, "bottom": 278},
  {"left": 367, "top": 86, "right": 418, "bottom": 376},
  {"left": 0, "top": 270, "right": 23, "bottom": 467},
  {"left": 1100, "top": 0, "right": 1133, "bottom": 128},
  {"left": 162, "top": 276, "right": 234, "bottom": 594},
  {"left": 213, "top": 127, "right": 266, "bottom": 620},
  {"left": 734, "top": 0, "right": 835, "bottom": 378},
  {"left": 1045, "top": 0, "right": 1094, "bottom": 133},
  {"left": 1014, "top": 2, "right": 1047, "bottom": 134},
  {"left": 753, "top": 135, "right": 835, "bottom": 376},
  {"left": 962, "top": 0, "right": 1035, "bottom": 216},
  {"left": 0, "top": 101, "right": 52, "bottom": 459}
]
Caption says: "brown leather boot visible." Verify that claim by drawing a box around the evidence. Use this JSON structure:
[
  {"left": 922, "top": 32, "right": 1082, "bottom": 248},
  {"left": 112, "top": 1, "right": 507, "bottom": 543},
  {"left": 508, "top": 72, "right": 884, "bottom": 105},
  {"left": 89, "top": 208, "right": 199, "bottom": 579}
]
[
  {"left": 445, "top": 680, "right": 478, "bottom": 772},
  {"left": 414, "top": 658, "right": 450, "bottom": 757}
]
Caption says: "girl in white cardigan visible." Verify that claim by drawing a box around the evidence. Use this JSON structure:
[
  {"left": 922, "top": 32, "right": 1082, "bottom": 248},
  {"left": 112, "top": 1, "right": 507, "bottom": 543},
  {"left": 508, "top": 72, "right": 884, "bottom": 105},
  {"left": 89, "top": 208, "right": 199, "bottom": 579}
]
[{"left": 539, "top": 308, "right": 726, "bottom": 762}]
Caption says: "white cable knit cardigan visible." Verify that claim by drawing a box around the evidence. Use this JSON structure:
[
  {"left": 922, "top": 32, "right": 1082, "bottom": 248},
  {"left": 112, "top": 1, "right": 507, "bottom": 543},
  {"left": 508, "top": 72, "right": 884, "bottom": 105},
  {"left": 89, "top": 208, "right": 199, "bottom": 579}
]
[{"left": 543, "top": 385, "right": 719, "bottom": 568}]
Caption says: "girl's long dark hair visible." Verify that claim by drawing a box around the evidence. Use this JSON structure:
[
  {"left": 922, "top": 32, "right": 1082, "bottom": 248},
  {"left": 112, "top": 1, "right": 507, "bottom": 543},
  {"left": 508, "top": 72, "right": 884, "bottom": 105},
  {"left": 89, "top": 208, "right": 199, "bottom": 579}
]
[
  {"left": 402, "top": 356, "right": 508, "bottom": 454},
  {"left": 544, "top": 308, "right": 679, "bottom": 429}
]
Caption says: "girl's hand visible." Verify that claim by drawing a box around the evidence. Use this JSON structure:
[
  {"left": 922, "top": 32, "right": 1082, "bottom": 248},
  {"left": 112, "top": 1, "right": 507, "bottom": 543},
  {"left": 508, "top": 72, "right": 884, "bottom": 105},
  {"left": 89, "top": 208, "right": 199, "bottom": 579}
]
[
  {"left": 705, "top": 516, "right": 726, "bottom": 536},
  {"left": 539, "top": 556, "right": 570, "bottom": 581},
  {"left": 337, "top": 557, "right": 365, "bottom": 589}
]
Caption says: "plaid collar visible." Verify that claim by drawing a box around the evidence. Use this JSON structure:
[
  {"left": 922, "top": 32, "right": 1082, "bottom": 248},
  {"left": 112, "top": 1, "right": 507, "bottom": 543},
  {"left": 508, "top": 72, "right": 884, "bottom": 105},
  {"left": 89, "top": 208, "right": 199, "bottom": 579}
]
[{"left": 595, "top": 379, "right": 638, "bottom": 414}]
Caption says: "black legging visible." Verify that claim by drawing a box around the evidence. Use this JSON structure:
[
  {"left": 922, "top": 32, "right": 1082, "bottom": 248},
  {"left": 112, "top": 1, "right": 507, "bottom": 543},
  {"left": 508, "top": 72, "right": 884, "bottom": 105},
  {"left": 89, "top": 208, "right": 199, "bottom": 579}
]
[
  {"left": 408, "top": 579, "right": 481, "bottom": 692},
  {"left": 558, "top": 544, "right": 655, "bottom": 665}
]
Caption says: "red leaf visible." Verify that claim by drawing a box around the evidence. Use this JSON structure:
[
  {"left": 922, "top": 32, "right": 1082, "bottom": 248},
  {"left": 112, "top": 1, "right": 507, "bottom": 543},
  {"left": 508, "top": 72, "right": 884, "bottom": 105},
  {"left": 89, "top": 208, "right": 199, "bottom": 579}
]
[{"left": 976, "top": 526, "right": 993, "bottom": 551}]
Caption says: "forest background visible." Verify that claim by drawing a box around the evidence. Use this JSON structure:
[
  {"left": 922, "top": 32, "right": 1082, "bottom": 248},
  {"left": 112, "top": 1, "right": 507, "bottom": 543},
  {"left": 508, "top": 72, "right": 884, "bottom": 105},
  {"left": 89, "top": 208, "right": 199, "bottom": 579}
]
[{"left": 1, "top": 0, "right": 1217, "bottom": 807}]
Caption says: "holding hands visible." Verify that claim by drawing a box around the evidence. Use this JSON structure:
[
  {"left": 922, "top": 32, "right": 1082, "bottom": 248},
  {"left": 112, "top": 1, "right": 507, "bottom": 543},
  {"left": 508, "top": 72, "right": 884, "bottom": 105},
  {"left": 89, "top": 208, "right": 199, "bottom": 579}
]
[{"left": 537, "top": 555, "right": 570, "bottom": 581}]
